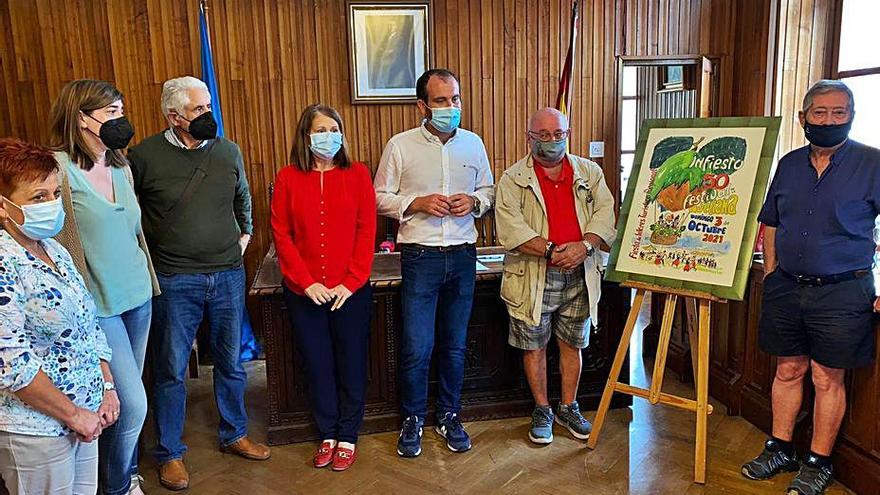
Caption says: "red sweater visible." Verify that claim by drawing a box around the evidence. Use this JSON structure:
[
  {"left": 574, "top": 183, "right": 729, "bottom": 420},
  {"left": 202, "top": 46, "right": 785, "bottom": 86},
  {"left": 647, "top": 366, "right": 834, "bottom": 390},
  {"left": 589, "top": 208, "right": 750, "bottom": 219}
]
[{"left": 270, "top": 162, "right": 377, "bottom": 295}]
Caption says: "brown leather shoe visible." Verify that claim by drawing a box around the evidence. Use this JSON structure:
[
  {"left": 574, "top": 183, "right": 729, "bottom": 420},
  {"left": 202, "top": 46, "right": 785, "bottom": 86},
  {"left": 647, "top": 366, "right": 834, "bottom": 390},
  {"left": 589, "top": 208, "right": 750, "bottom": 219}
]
[
  {"left": 220, "top": 436, "right": 271, "bottom": 460},
  {"left": 158, "top": 459, "right": 189, "bottom": 491}
]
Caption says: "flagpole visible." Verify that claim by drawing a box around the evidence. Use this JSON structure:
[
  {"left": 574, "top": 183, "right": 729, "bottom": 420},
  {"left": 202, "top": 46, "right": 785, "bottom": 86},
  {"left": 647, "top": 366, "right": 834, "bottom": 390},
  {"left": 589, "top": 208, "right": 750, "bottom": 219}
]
[
  {"left": 555, "top": 0, "right": 579, "bottom": 152},
  {"left": 201, "top": 0, "right": 211, "bottom": 34},
  {"left": 556, "top": 0, "right": 579, "bottom": 117}
]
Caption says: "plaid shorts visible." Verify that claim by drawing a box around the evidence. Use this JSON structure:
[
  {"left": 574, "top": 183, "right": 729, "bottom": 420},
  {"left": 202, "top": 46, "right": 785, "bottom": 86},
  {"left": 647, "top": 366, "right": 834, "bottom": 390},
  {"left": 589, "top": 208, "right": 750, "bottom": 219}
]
[{"left": 508, "top": 267, "right": 589, "bottom": 350}]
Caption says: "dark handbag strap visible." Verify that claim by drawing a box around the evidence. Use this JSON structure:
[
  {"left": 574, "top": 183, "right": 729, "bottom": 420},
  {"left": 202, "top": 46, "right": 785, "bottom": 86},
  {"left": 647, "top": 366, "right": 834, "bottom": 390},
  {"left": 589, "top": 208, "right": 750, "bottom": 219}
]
[{"left": 156, "top": 141, "right": 217, "bottom": 240}]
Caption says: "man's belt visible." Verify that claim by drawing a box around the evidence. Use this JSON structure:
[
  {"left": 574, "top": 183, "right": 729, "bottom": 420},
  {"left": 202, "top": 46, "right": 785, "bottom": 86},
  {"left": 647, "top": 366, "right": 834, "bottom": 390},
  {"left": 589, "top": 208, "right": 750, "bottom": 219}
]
[
  {"left": 777, "top": 268, "right": 872, "bottom": 287},
  {"left": 398, "top": 243, "right": 474, "bottom": 253}
]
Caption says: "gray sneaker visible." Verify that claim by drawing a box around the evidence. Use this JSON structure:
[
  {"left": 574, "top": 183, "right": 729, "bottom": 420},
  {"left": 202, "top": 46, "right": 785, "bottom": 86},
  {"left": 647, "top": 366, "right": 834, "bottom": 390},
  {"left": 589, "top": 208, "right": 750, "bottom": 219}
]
[
  {"left": 555, "top": 401, "right": 592, "bottom": 440},
  {"left": 528, "top": 405, "right": 554, "bottom": 444},
  {"left": 787, "top": 457, "right": 834, "bottom": 495}
]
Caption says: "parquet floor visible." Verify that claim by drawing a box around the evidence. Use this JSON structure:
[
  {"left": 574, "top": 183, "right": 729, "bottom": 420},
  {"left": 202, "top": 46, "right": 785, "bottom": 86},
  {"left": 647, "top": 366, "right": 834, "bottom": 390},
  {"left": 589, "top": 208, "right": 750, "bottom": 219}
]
[{"left": 137, "top": 308, "right": 854, "bottom": 495}]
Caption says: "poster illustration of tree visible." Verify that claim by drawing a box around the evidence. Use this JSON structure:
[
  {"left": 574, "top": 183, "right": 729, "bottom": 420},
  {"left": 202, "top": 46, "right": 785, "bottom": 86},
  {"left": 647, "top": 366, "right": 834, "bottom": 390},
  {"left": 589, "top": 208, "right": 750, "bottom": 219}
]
[{"left": 606, "top": 117, "right": 781, "bottom": 301}]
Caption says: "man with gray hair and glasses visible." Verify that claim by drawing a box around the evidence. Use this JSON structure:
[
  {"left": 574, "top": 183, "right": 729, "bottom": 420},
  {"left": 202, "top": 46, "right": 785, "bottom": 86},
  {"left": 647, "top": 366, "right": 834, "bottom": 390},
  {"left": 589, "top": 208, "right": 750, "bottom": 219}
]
[
  {"left": 128, "top": 76, "right": 269, "bottom": 491},
  {"left": 742, "top": 79, "right": 880, "bottom": 495},
  {"left": 495, "top": 107, "right": 616, "bottom": 446}
]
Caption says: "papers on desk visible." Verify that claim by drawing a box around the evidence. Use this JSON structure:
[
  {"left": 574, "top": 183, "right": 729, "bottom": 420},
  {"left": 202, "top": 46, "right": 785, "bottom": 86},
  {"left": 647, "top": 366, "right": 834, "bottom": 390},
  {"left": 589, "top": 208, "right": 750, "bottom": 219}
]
[
  {"left": 477, "top": 254, "right": 504, "bottom": 263},
  {"left": 476, "top": 253, "right": 503, "bottom": 271}
]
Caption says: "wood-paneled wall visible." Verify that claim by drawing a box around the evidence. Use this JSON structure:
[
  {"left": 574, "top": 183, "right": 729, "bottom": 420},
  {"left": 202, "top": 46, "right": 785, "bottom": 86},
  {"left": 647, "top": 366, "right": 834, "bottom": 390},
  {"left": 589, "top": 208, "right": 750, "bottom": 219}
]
[
  {"left": 0, "top": 0, "right": 772, "bottom": 279},
  {"left": 773, "top": 0, "right": 840, "bottom": 154}
]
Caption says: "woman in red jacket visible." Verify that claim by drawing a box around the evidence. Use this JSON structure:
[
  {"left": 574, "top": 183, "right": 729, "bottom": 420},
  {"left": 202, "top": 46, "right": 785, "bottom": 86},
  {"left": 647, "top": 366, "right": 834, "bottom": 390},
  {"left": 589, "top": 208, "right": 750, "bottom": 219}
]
[{"left": 270, "top": 104, "right": 376, "bottom": 471}]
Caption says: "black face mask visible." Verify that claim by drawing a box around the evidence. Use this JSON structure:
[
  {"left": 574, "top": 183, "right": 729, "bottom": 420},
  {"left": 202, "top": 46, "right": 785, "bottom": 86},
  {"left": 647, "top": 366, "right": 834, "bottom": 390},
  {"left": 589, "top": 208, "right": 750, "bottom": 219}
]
[
  {"left": 86, "top": 114, "right": 135, "bottom": 150},
  {"left": 180, "top": 111, "right": 218, "bottom": 141},
  {"left": 803, "top": 120, "right": 852, "bottom": 148}
]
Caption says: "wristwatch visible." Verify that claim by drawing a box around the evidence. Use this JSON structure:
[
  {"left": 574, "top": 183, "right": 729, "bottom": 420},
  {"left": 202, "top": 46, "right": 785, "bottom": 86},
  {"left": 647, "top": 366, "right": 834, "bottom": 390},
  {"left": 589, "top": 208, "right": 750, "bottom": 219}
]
[
  {"left": 103, "top": 381, "right": 116, "bottom": 392},
  {"left": 582, "top": 240, "right": 595, "bottom": 255},
  {"left": 470, "top": 195, "right": 481, "bottom": 213},
  {"left": 544, "top": 241, "right": 556, "bottom": 260}
]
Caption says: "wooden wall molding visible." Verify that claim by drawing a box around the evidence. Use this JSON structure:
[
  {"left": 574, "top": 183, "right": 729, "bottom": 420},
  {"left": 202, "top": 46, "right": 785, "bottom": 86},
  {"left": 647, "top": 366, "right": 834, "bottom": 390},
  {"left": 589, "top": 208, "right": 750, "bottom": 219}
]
[{"left": 0, "top": 0, "right": 768, "bottom": 284}]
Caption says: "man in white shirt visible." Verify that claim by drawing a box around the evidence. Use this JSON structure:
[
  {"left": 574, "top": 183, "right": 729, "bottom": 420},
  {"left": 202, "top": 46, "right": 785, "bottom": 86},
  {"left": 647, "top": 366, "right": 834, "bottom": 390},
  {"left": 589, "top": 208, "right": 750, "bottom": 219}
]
[{"left": 374, "top": 68, "right": 495, "bottom": 458}]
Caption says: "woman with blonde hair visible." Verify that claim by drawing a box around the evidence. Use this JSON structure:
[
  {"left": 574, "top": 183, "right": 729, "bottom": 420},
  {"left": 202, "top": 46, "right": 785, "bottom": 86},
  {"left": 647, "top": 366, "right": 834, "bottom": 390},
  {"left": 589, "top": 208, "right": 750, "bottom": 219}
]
[{"left": 49, "top": 79, "right": 158, "bottom": 495}]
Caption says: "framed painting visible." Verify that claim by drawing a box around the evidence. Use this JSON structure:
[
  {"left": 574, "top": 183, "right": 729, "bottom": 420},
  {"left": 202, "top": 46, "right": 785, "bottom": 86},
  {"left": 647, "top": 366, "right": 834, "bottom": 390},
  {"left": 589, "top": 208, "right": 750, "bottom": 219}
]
[
  {"left": 605, "top": 117, "right": 782, "bottom": 301},
  {"left": 659, "top": 65, "right": 685, "bottom": 91},
  {"left": 347, "top": 1, "right": 431, "bottom": 104}
]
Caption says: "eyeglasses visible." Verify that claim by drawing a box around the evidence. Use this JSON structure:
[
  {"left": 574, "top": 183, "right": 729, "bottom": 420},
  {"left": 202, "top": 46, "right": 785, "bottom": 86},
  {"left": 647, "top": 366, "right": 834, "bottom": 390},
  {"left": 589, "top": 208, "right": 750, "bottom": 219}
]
[{"left": 527, "top": 129, "right": 570, "bottom": 142}]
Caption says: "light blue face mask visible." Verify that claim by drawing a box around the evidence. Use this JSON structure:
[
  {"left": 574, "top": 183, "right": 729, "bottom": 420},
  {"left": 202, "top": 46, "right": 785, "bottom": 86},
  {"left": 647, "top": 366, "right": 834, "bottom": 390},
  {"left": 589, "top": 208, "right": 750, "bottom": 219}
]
[
  {"left": 532, "top": 138, "right": 568, "bottom": 164},
  {"left": 428, "top": 106, "right": 462, "bottom": 133},
  {"left": 2, "top": 197, "right": 65, "bottom": 241},
  {"left": 309, "top": 131, "right": 343, "bottom": 161}
]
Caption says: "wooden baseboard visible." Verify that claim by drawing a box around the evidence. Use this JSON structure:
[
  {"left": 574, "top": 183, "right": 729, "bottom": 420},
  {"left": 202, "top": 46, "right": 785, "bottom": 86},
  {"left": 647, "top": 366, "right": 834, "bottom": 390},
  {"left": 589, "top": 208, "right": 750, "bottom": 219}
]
[
  {"left": 835, "top": 438, "right": 880, "bottom": 495},
  {"left": 266, "top": 394, "right": 633, "bottom": 445}
]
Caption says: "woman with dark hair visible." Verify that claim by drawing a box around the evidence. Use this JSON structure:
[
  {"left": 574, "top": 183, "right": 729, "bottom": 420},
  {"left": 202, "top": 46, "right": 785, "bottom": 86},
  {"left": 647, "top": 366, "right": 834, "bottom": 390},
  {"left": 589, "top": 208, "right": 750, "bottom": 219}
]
[
  {"left": 0, "top": 138, "right": 116, "bottom": 494},
  {"left": 49, "top": 79, "right": 157, "bottom": 495},
  {"left": 270, "top": 104, "right": 376, "bottom": 471}
]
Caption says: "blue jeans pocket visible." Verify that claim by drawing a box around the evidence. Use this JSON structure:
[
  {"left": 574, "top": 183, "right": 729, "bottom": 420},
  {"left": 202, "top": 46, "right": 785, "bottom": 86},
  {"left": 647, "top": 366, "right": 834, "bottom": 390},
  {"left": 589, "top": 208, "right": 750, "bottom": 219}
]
[
  {"left": 401, "top": 247, "right": 425, "bottom": 262},
  {"left": 464, "top": 245, "right": 477, "bottom": 261}
]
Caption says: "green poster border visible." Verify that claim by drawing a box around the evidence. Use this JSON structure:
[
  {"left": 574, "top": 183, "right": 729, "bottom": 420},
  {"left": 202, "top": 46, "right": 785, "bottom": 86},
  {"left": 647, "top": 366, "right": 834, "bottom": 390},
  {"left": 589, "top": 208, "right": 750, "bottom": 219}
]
[{"left": 604, "top": 116, "right": 782, "bottom": 301}]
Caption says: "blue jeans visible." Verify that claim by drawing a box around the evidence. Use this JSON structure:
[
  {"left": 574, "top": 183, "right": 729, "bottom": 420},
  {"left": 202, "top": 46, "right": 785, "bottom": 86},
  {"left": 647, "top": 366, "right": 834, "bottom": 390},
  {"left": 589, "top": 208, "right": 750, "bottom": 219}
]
[
  {"left": 399, "top": 245, "right": 476, "bottom": 418},
  {"left": 151, "top": 266, "right": 248, "bottom": 463},
  {"left": 97, "top": 299, "right": 151, "bottom": 495}
]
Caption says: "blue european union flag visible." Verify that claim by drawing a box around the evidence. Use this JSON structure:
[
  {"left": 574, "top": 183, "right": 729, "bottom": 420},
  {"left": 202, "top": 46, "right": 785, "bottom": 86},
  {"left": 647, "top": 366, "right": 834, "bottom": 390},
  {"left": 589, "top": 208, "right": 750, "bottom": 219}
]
[
  {"left": 199, "top": 2, "right": 261, "bottom": 362},
  {"left": 199, "top": 2, "right": 225, "bottom": 138}
]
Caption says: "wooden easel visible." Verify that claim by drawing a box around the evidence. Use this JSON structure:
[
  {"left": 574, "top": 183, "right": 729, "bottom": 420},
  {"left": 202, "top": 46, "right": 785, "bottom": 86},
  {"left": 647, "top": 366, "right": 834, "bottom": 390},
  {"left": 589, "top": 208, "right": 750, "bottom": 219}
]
[{"left": 586, "top": 281, "right": 725, "bottom": 484}]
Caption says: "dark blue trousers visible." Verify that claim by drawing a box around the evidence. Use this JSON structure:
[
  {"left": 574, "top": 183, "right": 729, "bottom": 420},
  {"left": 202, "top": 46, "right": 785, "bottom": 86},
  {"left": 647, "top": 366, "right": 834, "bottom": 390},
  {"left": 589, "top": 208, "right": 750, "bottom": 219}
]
[
  {"left": 399, "top": 245, "right": 476, "bottom": 418},
  {"left": 283, "top": 284, "right": 372, "bottom": 443}
]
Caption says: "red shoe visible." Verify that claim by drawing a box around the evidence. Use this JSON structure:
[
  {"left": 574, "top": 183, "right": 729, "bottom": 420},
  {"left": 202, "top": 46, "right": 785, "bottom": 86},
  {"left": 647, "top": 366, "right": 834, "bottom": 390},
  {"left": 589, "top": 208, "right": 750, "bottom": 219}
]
[
  {"left": 313, "top": 441, "right": 335, "bottom": 468},
  {"left": 331, "top": 445, "right": 357, "bottom": 471}
]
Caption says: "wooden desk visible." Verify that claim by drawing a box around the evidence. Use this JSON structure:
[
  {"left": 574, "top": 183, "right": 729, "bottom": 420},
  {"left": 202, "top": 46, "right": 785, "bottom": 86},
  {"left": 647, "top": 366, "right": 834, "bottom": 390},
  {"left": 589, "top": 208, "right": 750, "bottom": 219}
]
[{"left": 250, "top": 246, "right": 633, "bottom": 445}]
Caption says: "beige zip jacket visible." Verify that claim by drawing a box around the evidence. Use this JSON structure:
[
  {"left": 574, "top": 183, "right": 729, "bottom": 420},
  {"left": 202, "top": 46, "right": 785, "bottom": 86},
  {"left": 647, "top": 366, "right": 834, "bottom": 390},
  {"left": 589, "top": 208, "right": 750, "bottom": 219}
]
[{"left": 495, "top": 153, "right": 617, "bottom": 327}]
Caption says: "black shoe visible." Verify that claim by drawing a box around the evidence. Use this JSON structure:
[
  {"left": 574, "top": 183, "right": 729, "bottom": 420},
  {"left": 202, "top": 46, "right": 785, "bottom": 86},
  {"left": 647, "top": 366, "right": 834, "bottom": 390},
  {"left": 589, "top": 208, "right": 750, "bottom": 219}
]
[
  {"left": 741, "top": 439, "right": 800, "bottom": 480},
  {"left": 787, "top": 462, "right": 834, "bottom": 495}
]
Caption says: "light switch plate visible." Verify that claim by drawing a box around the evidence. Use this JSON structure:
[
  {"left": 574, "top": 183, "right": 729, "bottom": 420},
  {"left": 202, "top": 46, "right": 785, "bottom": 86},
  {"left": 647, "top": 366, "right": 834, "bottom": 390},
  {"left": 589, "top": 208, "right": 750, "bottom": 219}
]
[{"left": 589, "top": 141, "right": 605, "bottom": 158}]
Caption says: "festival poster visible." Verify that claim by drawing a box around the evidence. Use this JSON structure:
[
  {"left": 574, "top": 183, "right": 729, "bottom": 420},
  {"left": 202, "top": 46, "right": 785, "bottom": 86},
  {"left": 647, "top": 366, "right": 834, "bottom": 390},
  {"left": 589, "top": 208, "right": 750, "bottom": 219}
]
[{"left": 606, "top": 117, "right": 781, "bottom": 301}]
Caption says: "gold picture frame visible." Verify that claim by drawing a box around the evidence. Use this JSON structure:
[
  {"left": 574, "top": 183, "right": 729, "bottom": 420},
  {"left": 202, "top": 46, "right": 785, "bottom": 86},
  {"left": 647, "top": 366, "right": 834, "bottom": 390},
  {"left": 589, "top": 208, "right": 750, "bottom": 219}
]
[{"left": 347, "top": 1, "right": 432, "bottom": 104}]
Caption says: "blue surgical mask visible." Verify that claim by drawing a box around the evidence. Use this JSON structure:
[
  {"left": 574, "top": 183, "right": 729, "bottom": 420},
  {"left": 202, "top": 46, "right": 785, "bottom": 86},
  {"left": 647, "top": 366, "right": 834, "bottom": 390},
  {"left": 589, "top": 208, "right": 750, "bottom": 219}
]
[
  {"left": 309, "top": 131, "right": 343, "bottom": 161},
  {"left": 532, "top": 138, "right": 568, "bottom": 164},
  {"left": 2, "top": 197, "right": 65, "bottom": 240},
  {"left": 428, "top": 106, "right": 461, "bottom": 134}
]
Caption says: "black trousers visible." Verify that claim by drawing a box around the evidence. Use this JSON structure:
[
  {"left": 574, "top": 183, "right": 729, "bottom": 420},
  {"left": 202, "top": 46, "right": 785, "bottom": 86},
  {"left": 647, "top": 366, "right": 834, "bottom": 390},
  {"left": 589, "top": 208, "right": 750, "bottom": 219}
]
[
  {"left": 283, "top": 284, "right": 372, "bottom": 443},
  {"left": 759, "top": 270, "right": 876, "bottom": 369}
]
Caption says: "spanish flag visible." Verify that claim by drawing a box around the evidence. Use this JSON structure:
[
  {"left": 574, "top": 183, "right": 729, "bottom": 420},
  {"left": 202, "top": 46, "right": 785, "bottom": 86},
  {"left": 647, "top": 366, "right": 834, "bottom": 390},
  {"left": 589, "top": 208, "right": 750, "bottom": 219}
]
[{"left": 555, "top": 0, "right": 579, "bottom": 119}]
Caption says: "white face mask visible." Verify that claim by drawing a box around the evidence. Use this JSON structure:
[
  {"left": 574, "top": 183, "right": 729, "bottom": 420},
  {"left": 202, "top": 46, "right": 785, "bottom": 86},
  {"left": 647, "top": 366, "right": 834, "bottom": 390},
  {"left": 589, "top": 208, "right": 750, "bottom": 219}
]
[{"left": 2, "top": 197, "right": 65, "bottom": 240}]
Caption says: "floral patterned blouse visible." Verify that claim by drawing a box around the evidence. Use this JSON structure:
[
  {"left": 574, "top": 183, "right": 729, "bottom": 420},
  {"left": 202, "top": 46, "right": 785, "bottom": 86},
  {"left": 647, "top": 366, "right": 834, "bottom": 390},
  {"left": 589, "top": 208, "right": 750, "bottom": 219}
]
[{"left": 0, "top": 229, "right": 111, "bottom": 436}]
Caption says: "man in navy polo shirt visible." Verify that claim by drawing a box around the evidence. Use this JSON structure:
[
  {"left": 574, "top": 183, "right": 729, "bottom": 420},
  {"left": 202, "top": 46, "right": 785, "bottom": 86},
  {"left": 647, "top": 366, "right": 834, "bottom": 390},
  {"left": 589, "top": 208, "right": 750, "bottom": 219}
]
[{"left": 742, "top": 79, "right": 880, "bottom": 495}]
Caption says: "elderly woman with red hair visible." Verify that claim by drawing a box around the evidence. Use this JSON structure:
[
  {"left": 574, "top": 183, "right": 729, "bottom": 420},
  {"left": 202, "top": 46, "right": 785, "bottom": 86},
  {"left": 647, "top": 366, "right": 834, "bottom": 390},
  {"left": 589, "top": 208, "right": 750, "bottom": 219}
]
[{"left": 0, "top": 138, "right": 117, "bottom": 495}]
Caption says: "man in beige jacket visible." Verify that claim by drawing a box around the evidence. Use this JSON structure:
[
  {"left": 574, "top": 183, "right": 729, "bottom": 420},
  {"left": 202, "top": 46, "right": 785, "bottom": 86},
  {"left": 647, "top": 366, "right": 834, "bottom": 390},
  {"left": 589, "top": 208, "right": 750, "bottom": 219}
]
[{"left": 495, "top": 107, "right": 617, "bottom": 444}]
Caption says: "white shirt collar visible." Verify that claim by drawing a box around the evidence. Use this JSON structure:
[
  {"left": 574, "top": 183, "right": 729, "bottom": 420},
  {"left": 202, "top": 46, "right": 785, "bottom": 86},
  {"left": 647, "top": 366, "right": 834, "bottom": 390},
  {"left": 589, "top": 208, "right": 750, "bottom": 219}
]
[
  {"left": 164, "top": 128, "right": 209, "bottom": 149},
  {"left": 419, "top": 122, "right": 457, "bottom": 144}
]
